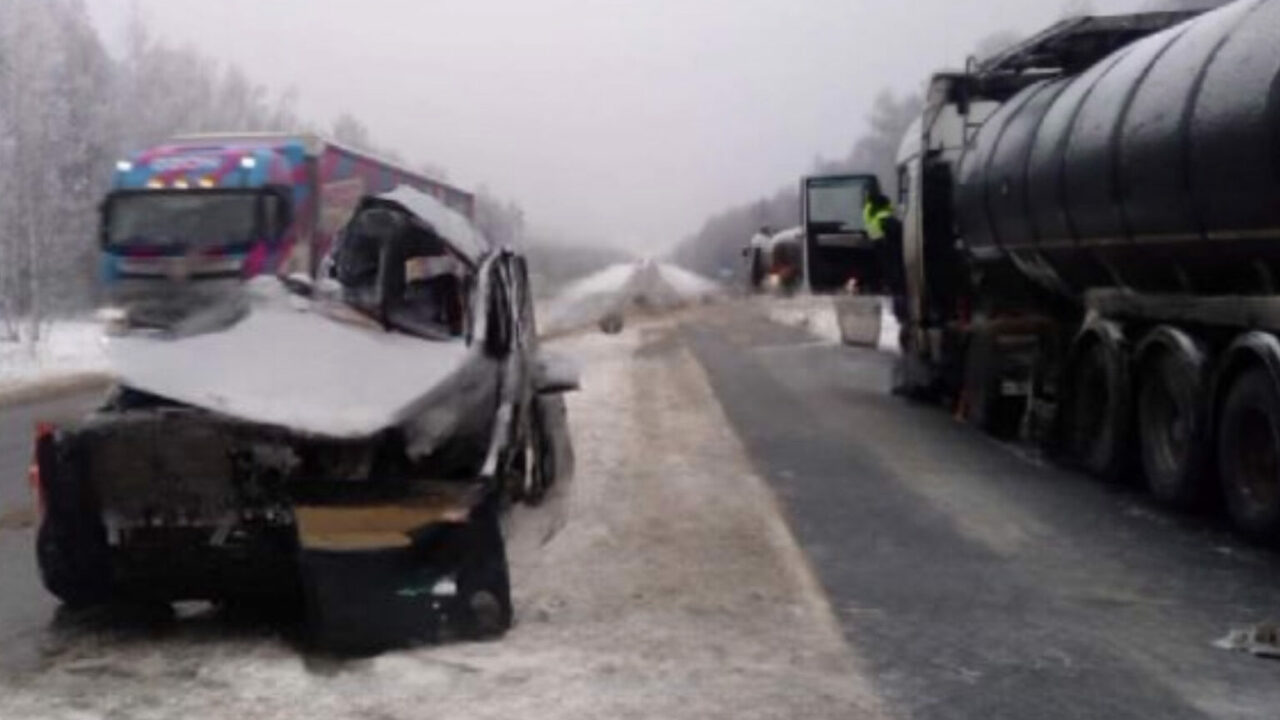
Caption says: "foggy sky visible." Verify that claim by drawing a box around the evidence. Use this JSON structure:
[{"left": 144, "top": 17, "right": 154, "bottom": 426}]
[{"left": 88, "top": 0, "right": 1157, "bottom": 250}]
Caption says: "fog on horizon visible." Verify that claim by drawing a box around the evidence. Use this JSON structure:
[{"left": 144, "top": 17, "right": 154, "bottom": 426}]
[{"left": 87, "top": 0, "right": 1180, "bottom": 251}]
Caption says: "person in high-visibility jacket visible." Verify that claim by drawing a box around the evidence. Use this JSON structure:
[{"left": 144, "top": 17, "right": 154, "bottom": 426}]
[
  {"left": 864, "top": 191, "right": 894, "bottom": 243},
  {"left": 863, "top": 191, "right": 905, "bottom": 318}
]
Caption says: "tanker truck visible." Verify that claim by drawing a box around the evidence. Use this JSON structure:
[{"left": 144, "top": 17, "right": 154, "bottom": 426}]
[{"left": 892, "top": 1, "right": 1280, "bottom": 542}]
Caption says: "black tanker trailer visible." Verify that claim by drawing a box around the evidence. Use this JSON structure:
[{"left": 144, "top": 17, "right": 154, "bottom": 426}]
[{"left": 893, "top": 1, "right": 1280, "bottom": 541}]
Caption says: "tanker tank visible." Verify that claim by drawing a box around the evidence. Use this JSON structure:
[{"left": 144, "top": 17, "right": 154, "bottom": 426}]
[{"left": 956, "top": 0, "right": 1280, "bottom": 298}]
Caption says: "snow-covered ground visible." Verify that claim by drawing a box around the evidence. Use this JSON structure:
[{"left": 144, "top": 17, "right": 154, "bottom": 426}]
[
  {"left": 540, "top": 261, "right": 720, "bottom": 335},
  {"left": 655, "top": 263, "right": 719, "bottom": 298},
  {"left": 0, "top": 318, "right": 886, "bottom": 720},
  {"left": 764, "top": 295, "right": 901, "bottom": 353},
  {"left": 0, "top": 321, "right": 107, "bottom": 389}
]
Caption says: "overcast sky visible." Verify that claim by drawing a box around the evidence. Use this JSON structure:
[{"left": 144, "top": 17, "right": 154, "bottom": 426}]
[{"left": 87, "top": 0, "right": 1155, "bottom": 250}]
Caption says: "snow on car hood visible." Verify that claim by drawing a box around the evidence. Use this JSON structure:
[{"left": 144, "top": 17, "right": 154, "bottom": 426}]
[{"left": 106, "top": 277, "right": 476, "bottom": 438}]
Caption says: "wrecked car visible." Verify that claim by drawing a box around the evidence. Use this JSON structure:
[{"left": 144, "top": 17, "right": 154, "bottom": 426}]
[{"left": 32, "top": 186, "right": 576, "bottom": 651}]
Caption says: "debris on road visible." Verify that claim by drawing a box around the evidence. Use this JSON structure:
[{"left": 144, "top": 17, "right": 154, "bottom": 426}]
[
  {"left": 1214, "top": 623, "right": 1280, "bottom": 660},
  {"left": 540, "top": 259, "right": 720, "bottom": 336},
  {"left": 598, "top": 311, "right": 624, "bottom": 334}
]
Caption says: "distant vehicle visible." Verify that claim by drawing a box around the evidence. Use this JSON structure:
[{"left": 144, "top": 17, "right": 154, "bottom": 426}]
[
  {"left": 744, "top": 226, "right": 802, "bottom": 294},
  {"left": 35, "top": 187, "right": 577, "bottom": 652},
  {"left": 889, "top": 5, "right": 1280, "bottom": 542},
  {"left": 100, "top": 133, "right": 474, "bottom": 287}
]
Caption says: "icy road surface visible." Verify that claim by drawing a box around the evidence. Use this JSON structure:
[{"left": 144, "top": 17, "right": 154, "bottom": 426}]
[{"left": 0, "top": 320, "right": 886, "bottom": 720}]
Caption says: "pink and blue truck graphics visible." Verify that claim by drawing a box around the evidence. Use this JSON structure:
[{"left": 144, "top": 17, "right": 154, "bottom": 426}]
[{"left": 102, "top": 133, "right": 475, "bottom": 283}]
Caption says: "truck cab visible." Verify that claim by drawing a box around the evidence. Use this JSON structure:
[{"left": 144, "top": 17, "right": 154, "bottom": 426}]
[{"left": 102, "top": 140, "right": 305, "bottom": 289}]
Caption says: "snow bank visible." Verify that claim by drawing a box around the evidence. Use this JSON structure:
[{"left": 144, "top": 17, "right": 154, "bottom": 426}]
[
  {"left": 0, "top": 321, "right": 108, "bottom": 389},
  {"left": 551, "top": 263, "right": 638, "bottom": 307},
  {"left": 540, "top": 261, "right": 720, "bottom": 335},
  {"left": 656, "top": 263, "right": 719, "bottom": 298}
]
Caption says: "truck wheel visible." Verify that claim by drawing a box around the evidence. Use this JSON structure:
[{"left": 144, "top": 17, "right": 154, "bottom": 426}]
[
  {"left": 1065, "top": 339, "right": 1130, "bottom": 481},
  {"left": 1137, "top": 349, "right": 1206, "bottom": 508},
  {"left": 1218, "top": 367, "right": 1280, "bottom": 543}
]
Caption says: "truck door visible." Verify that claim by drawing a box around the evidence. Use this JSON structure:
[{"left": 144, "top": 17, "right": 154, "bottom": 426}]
[{"left": 801, "top": 174, "right": 881, "bottom": 294}]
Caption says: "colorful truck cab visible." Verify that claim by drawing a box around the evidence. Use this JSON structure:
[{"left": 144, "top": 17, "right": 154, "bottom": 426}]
[{"left": 102, "top": 133, "right": 474, "bottom": 284}]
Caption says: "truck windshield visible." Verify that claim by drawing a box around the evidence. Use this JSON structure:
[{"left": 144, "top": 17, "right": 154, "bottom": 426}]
[
  {"left": 105, "top": 191, "right": 267, "bottom": 250},
  {"left": 806, "top": 178, "right": 871, "bottom": 231}
]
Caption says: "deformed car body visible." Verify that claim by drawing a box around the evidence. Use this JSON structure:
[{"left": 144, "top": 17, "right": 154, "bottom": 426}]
[{"left": 32, "top": 187, "right": 576, "bottom": 650}]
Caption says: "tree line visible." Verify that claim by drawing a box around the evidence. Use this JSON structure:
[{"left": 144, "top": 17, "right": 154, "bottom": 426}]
[
  {"left": 0, "top": 0, "right": 525, "bottom": 342},
  {"left": 671, "top": 0, "right": 1231, "bottom": 283}
]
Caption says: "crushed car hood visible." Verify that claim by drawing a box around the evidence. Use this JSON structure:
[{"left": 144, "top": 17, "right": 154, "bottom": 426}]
[{"left": 106, "top": 277, "right": 478, "bottom": 439}]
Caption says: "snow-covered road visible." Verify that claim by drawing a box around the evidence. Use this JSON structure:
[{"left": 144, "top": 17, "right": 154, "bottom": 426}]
[
  {"left": 0, "top": 317, "right": 885, "bottom": 720},
  {"left": 539, "top": 261, "right": 720, "bottom": 335}
]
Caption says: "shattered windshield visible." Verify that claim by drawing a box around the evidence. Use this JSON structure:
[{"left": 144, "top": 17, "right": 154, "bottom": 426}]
[{"left": 105, "top": 191, "right": 261, "bottom": 249}]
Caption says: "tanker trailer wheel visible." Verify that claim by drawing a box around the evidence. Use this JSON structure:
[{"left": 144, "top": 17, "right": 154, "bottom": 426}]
[
  {"left": 1064, "top": 337, "right": 1131, "bottom": 481},
  {"left": 1217, "top": 368, "right": 1280, "bottom": 543},
  {"left": 1137, "top": 347, "right": 1207, "bottom": 508}
]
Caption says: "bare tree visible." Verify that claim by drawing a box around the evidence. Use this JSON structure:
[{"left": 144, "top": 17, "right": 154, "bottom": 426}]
[{"left": 0, "top": 0, "right": 113, "bottom": 341}]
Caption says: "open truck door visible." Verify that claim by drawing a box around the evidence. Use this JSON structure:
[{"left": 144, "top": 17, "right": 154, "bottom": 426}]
[
  {"left": 802, "top": 173, "right": 893, "bottom": 347},
  {"left": 800, "top": 173, "right": 882, "bottom": 294}
]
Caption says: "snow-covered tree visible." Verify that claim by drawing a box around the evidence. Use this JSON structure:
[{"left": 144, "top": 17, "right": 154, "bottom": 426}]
[{"left": 0, "top": 0, "right": 114, "bottom": 338}]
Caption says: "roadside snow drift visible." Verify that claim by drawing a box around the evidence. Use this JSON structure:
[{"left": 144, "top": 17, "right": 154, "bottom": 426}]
[
  {"left": 540, "top": 260, "right": 719, "bottom": 334},
  {"left": 0, "top": 322, "right": 107, "bottom": 389}
]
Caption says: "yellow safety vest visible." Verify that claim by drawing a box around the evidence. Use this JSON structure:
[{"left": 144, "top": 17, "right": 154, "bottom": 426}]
[{"left": 864, "top": 204, "right": 893, "bottom": 241}]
